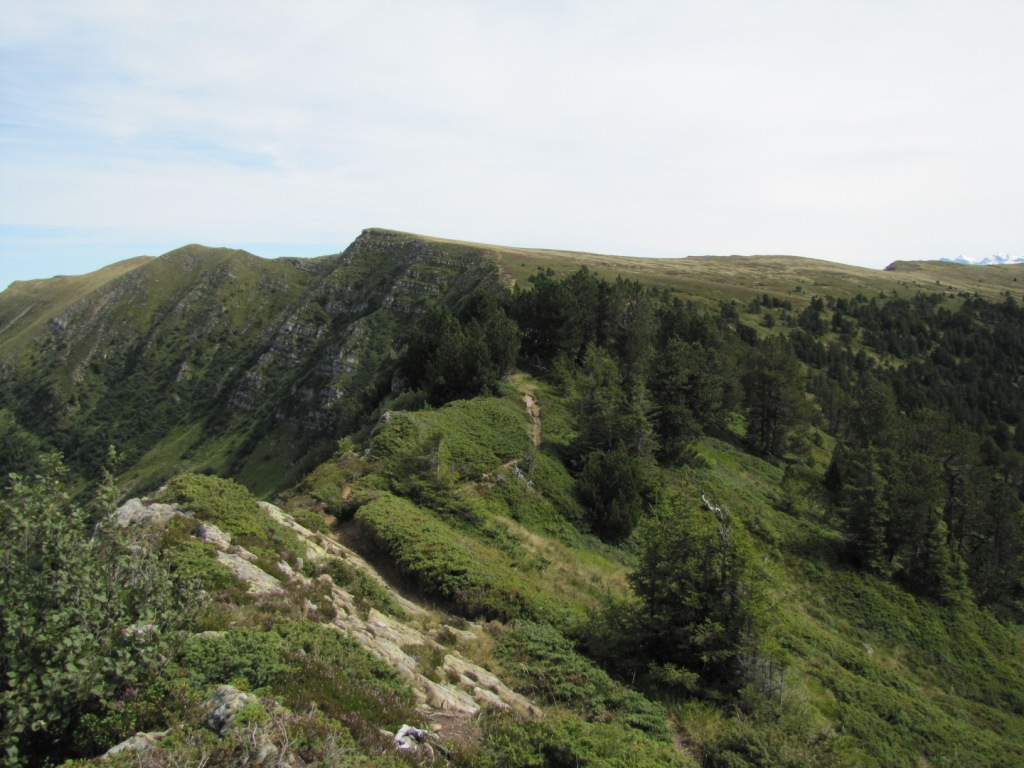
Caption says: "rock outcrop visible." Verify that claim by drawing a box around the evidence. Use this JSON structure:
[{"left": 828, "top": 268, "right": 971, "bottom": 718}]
[
  {"left": 109, "top": 497, "right": 541, "bottom": 732},
  {"left": 202, "top": 685, "right": 262, "bottom": 736},
  {"left": 257, "top": 501, "right": 541, "bottom": 720},
  {"left": 114, "top": 498, "right": 184, "bottom": 527}
]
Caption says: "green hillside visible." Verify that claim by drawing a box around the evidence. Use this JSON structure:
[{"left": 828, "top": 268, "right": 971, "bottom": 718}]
[
  {"left": 2, "top": 230, "right": 1023, "bottom": 767},
  {"left": 0, "top": 256, "right": 153, "bottom": 354}
]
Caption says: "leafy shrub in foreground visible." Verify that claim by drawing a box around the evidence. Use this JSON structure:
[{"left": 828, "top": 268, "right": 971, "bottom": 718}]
[{"left": 0, "top": 457, "right": 200, "bottom": 766}]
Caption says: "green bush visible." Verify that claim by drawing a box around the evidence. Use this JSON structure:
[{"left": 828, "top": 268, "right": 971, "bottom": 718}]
[
  {"left": 272, "top": 621, "right": 416, "bottom": 732},
  {"left": 155, "top": 473, "right": 305, "bottom": 568},
  {"left": 371, "top": 397, "right": 530, "bottom": 481},
  {"left": 157, "top": 473, "right": 267, "bottom": 539},
  {"left": 354, "top": 492, "right": 537, "bottom": 622},
  {"left": 179, "top": 627, "right": 288, "bottom": 690},
  {"left": 473, "top": 709, "right": 696, "bottom": 768},
  {"left": 496, "top": 621, "right": 668, "bottom": 738},
  {"left": 296, "top": 449, "right": 374, "bottom": 520},
  {"left": 87, "top": 706, "right": 391, "bottom": 767},
  {"left": 157, "top": 516, "right": 241, "bottom": 592},
  {"left": 179, "top": 621, "right": 416, "bottom": 737},
  {"left": 70, "top": 673, "right": 199, "bottom": 757},
  {"left": 0, "top": 458, "right": 201, "bottom": 766}
]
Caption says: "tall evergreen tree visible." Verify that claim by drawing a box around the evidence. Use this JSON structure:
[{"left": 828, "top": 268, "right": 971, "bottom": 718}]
[
  {"left": 742, "top": 336, "right": 807, "bottom": 457},
  {"left": 828, "top": 444, "right": 892, "bottom": 574},
  {"left": 628, "top": 495, "right": 769, "bottom": 689}
]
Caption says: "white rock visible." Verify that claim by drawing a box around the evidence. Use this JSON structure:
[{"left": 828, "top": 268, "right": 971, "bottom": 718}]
[
  {"left": 195, "top": 522, "right": 231, "bottom": 550},
  {"left": 103, "top": 730, "right": 166, "bottom": 758},
  {"left": 215, "top": 552, "right": 281, "bottom": 593},
  {"left": 114, "top": 498, "right": 183, "bottom": 527}
]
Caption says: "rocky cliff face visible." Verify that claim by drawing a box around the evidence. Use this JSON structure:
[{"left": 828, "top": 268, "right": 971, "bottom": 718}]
[{"left": 0, "top": 230, "right": 504, "bottom": 492}]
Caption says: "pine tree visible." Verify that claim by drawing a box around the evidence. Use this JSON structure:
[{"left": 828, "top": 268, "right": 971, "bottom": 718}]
[
  {"left": 628, "top": 495, "right": 769, "bottom": 690},
  {"left": 829, "top": 445, "right": 892, "bottom": 574},
  {"left": 742, "top": 336, "right": 807, "bottom": 457}
]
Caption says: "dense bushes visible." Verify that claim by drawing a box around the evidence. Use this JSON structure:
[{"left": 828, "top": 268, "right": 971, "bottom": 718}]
[
  {"left": 180, "top": 621, "right": 416, "bottom": 732},
  {"left": 0, "top": 458, "right": 200, "bottom": 766},
  {"left": 156, "top": 473, "right": 269, "bottom": 539},
  {"left": 473, "top": 709, "right": 696, "bottom": 768},
  {"left": 496, "top": 621, "right": 668, "bottom": 737},
  {"left": 354, "top": 492, "right": 539, "bottom": 622},
  {"left": 155, "top": 473, "right": 307, "bottom": 572}
]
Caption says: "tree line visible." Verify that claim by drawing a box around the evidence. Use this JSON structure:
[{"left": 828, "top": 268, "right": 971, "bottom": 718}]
[{"left": 397, "top": 268, "right": 1024, "bottom": 621}]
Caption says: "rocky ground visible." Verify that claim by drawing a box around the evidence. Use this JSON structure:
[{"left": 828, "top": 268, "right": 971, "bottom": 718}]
[{"left": 108, "top": 496, "right": 541, "bottom": 762}]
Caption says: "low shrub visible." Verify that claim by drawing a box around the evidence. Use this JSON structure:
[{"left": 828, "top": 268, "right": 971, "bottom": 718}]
[
  {"left": 155, "top": 473, "right": 306, "bottom": 570},
  {"left": 179, "top": 627, "right": 288, "bottom": 690},
  {"left": 272, "top": 621, "right": 416, "bottom": 733},
  {"left": 157, "top": 517, "right": 241, "bottom": 592},
  {"left": 354, "top": 492, "right": 539, "bottom": 622},
  {"left": 177, "top": 620, "right": 417, "bottom": 744},
  {"left": 472, "top": 709, "right": 696, "bottom": 768},
  {"left": 496, "top": 621, "right": 669, "bottom": 738},
  {"left": 157, "top": 474, "right": 267, "bottom": 539}
]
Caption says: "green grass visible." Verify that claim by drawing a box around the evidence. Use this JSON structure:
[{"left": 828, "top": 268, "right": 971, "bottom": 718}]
[
  {"left": 0, "top": 257, "right": 153, "bottom": 356},
  {"left": 653, "top": 438, "right": 1024, "bottom": 767}
]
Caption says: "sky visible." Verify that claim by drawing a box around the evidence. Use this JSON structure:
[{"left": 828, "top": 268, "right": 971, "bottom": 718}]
[{"left": 1, "top": 0, "right": 1022, "bottom": 290}]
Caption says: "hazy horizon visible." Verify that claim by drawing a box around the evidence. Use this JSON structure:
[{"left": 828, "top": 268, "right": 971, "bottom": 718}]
[{"left": 2, "top": 1, "right": 1022, "bottom": 290}]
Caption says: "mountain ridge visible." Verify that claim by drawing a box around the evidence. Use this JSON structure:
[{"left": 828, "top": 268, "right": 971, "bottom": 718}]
[{"left": 3, "top": 228, "right": 1024, "bottom": 767}]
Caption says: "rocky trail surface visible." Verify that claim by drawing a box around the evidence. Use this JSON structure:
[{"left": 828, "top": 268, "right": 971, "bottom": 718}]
[{"left": 112, "top": 496, "right": 541, "bottom": 760}]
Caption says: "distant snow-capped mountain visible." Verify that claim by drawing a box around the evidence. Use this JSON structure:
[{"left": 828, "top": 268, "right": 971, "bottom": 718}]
[{"left": 941, "top": 254, "right": 1024, "bottom": 266}]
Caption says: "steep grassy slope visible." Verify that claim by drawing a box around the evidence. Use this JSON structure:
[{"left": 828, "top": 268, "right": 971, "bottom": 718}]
[
  {"left": 0, "top": 256, "right": 153, "bottom": 354},
  {"left": 283, "top": 378, "right": 1024, "bottom": 767},
  {"left": 0, "top": 231, "right": 505, "bottom": 494}
]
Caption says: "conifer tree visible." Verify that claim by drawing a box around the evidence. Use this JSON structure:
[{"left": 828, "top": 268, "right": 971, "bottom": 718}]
[
  {"left": 829, "top": 445, "right": 892, "bottom": 574},
  {"left": 742, "top": 336, "right": 806, "bottom": 457},
  {"left": 628, "top": 495, "right": 769, "bottom": 690}
]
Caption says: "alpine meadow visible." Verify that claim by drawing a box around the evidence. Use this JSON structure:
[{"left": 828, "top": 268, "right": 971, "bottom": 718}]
[{"left": 2, "top": 228, "right": 1023, "bottom": 767}]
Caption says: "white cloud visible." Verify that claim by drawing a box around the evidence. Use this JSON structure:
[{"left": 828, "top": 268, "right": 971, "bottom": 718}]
[{"left": 1, "top": 0, "right": 1022, "bottom": 288}]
